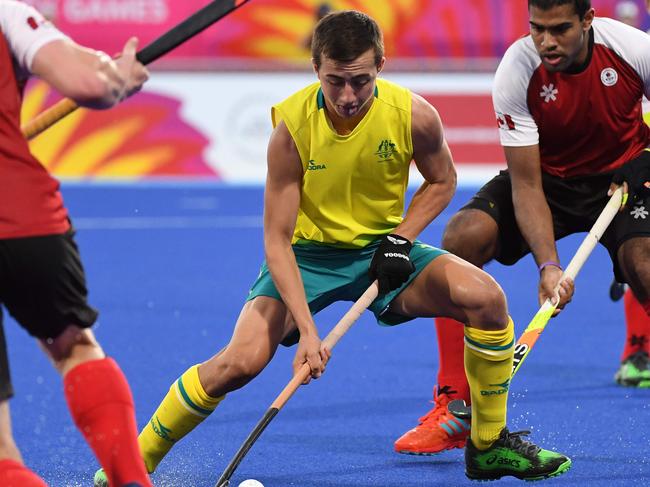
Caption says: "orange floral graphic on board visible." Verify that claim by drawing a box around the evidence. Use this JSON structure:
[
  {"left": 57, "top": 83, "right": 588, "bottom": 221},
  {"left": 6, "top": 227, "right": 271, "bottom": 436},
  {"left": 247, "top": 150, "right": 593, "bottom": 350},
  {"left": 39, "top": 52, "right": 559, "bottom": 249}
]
[
  {"left": 210, "top": 0, "right": 422, "bottom": 61},
  {"left": 22, "top": 80, "right": 216, "bottom": 179}
]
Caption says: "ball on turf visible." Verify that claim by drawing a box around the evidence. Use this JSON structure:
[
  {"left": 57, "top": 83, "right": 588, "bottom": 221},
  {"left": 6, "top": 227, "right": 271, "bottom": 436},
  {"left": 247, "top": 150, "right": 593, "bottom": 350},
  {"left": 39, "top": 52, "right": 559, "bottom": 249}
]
[{"left": 238, "top": 480, "right": 264, "bottom": 487}]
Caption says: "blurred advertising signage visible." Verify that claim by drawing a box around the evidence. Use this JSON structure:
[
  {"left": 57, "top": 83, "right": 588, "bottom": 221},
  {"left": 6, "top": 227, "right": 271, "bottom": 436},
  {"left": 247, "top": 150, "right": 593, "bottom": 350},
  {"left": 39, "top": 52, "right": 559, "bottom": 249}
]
[
  {"left": 21, "top": 0, "right": 625, "bottom": 62},
  {"left": 24, "top": 72, "right": 504, "bottom": 183}
]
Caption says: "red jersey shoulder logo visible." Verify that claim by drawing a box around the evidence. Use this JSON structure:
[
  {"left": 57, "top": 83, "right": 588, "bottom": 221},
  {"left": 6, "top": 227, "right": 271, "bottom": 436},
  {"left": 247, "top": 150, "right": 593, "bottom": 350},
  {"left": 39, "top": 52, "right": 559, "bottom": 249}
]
[
  {"left": 27, "top": 17, "right": 40, "bottom": 30},
  {"left": 496, "top": 112, "right": 515, "bottom": 130},
  {"left": 540, "top": 84, "right": 558, "bottom": 103},
  {"left": 601, "top": 68, "right": 618, "bottom": 87}
]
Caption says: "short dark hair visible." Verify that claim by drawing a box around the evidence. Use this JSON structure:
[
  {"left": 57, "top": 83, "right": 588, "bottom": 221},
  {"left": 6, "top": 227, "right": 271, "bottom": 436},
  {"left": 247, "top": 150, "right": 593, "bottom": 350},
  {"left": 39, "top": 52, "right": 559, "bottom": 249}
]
[
  {"left": 311, "top": 10, "right": 384, "bottom": 69},
  {"left": 528, "top": 0, "right": 591, "bottom": 19}
]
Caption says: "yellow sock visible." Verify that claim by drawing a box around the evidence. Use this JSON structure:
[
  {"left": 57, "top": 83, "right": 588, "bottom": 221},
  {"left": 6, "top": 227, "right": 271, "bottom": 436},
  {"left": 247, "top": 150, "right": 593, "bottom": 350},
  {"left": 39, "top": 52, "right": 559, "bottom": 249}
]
[
  {"left": 138, "top": 365, "right": 224, "bottom": 472},
  {"left": 464, "top": 318, "right": 514, "bottom": 450}
]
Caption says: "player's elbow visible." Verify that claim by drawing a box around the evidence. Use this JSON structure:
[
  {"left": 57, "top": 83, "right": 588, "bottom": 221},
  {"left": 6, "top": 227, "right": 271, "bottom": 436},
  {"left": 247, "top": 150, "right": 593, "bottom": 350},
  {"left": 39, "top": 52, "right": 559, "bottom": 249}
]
[
  {"left": 439, "top": 161, "right": 457, "bottom": 203},
  {"left": 264, "top": 231, "right": 292, "bottom": 263},
  {"left": 447, "top": 163, "right": 458, "bottom": 192}
]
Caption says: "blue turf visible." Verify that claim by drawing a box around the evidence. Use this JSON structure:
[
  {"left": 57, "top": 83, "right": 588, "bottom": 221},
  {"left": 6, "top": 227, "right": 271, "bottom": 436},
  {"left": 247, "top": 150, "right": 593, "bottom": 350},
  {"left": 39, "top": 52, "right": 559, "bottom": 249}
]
[{"left": 5, "top": 185, "right": 650, "bottom": 487}]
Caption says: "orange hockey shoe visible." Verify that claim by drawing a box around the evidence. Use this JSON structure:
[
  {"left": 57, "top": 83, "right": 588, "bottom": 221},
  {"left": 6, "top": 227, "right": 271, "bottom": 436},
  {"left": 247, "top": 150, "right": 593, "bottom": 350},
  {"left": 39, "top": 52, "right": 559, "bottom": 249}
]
[{"left": 394, "top": 385, "right": 470, "bottom": 455}]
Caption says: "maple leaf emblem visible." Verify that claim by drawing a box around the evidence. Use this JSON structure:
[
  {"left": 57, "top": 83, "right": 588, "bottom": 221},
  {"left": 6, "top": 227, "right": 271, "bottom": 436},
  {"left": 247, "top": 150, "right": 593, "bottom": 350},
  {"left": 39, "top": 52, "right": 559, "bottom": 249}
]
[
  {"left": 540, "top": 84, "right": 558, "bottom": 103},
  {"left": 630, "top": 205, "right": 649, "bottom": 220}
]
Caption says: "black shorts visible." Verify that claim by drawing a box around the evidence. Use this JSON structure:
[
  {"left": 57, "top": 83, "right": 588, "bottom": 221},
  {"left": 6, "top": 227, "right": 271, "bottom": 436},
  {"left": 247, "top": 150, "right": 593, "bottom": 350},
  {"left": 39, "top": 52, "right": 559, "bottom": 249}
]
[
  {"left": 461, "top": 170, "right": 650, "bottom": 282},
  {"left": 0, "top": 230, "right": 98, "bottom": 400}
]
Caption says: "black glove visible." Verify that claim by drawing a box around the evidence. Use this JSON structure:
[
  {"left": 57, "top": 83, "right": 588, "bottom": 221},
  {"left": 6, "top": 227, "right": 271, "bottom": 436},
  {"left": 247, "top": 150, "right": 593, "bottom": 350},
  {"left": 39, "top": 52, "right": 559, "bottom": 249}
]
[
  {"left": 369, "top": 234, "right": 415, "bottom": 295},
  {"left": 612, "top": 150, "right": 650, "bottom": 203}
]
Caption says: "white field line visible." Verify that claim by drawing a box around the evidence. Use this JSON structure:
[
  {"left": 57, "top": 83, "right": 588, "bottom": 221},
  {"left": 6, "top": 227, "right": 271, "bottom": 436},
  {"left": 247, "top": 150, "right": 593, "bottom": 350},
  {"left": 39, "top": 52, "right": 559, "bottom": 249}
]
[
  {"left": 73, "top": 215, "right": 263, "bottom": 230},
  {"left": 72, "top": 214, "right": 450, "bottom": 230}
]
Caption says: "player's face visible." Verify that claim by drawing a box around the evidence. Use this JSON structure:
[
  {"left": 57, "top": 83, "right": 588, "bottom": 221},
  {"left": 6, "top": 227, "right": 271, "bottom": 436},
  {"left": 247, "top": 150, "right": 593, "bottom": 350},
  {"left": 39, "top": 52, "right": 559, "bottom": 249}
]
[
  {"left": 529, "top": 4, "right": 595, "bottom": 72},
  {"left": 315, "top": 49, "right": 385, "bottom": 119}
]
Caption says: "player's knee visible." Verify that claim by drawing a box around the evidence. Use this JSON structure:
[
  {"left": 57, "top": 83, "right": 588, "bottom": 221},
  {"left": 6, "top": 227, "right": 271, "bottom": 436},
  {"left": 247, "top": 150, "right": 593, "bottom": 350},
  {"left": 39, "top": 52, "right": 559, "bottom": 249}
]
[
  {"left": 215, "top": 350, "right": 269, "bottom": 391},
  {"left": 442, "top": 210, "right": 497, "bottom": 266},
  {"left": 464, "top": 275, "right": 507, "bottom": 327},
  {"left": 476, "top": 283, "right": 508, "bottom": 326},
  {"left": 41, "top": 327, "right": 104, "bottom": 374}
]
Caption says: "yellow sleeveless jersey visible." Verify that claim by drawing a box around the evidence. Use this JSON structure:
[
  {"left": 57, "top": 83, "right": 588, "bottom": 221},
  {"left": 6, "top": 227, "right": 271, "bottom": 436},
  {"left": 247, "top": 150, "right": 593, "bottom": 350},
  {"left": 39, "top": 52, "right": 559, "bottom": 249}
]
[{"left": 271, "top": 78, "right": 413, "bottom": 248}]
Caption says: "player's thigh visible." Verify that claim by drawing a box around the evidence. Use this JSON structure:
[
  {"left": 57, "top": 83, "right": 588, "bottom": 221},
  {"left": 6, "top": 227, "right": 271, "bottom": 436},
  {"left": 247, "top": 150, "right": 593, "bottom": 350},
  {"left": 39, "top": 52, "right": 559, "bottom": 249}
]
[
  {"left": 389, "top": 253, "right": 505, "bottom": 324},
  {"left": 227, "top": 297, "right": 291, "bottom": 362},
  {"left": 452, "top": 171, "right": 528, "bottom": 266},
  {"left": 616, "top": 236, "right": 650, "bottom": 298},
  {"left": 39, "top": 326, "right": 103, "bottom": 375},
  {"left": 442, "top": 208, "right": 499, "bottom": 265}
]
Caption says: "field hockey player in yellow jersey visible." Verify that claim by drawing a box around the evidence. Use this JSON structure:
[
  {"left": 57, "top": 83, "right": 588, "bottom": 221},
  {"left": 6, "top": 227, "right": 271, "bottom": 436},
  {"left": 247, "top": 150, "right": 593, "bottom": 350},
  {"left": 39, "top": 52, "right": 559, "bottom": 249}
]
[{"left": 95, "top": 10, "right": 570, "bottom": 485}]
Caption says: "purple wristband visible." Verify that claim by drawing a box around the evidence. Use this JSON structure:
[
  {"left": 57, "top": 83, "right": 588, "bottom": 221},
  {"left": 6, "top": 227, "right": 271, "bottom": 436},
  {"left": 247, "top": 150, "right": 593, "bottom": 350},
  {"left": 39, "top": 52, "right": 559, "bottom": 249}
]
[{"left": 538, "top": 261, "right": 562, "bottom": 273}]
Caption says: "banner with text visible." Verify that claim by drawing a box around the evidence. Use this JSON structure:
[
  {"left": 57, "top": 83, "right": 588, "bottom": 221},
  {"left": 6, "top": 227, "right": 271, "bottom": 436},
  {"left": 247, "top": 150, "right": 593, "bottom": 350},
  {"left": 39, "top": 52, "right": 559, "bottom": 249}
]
[{"left": 22, "top": 0, "right": 637, "bottom": 64}]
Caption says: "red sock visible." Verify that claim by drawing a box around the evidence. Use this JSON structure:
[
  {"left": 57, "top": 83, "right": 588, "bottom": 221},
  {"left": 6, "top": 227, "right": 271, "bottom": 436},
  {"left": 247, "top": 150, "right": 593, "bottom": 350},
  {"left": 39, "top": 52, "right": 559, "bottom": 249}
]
[
  {"left": 0, "top": 459, "right": 47, "bottom": 487},
  {"left": 435, "top": 317, "right": 470, "bottom": 402},
  {"left": 622, "top": 289, "right": 650, "bottom": 360},
  {"left": 63, "top": 358, "right": 151, "bottom": 487},
  {"left": 642, "top": 298, "right": 650, "bottom": 319}
]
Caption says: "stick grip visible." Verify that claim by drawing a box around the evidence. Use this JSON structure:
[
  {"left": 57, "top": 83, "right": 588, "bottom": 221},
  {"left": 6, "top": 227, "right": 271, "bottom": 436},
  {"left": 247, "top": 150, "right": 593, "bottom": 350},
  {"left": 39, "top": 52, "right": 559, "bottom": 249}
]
[
  {"left": 136, "top": 0, "right": 246, "bottom": 65},
  {"left": 22, "top": 98, "right": 78, "bottom": 140}
]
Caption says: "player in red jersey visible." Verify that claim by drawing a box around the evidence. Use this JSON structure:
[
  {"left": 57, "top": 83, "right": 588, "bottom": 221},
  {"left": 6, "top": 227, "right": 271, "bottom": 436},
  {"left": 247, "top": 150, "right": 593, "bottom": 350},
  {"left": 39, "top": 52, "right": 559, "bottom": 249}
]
[
  {"left": 396, "top": 0, "right": 650, "bottom": 456},
  {"left": 0, "top": 2, "right": 150, "bottom": 486}
]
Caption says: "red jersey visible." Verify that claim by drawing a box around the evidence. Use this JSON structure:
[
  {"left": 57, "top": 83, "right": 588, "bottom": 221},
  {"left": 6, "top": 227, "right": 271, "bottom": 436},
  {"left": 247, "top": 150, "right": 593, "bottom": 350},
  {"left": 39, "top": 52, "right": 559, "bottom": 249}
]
[
  {"left": 0, "top": 1, "right": 70, "bottom": 238},
  {"left": 493, "top": 18, "right": 650, "bottom": 178}
]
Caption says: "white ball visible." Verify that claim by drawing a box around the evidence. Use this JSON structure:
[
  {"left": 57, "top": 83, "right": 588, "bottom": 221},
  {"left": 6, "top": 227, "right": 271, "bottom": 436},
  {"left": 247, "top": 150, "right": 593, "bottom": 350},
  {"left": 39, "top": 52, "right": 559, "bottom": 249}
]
[{"left": 238, "top": 480, "right": 264, "bottom": 487}]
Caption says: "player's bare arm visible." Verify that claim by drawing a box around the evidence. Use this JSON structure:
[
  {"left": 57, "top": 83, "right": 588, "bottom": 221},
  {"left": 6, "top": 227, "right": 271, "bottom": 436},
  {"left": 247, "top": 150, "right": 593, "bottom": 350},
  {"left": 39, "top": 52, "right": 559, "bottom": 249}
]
[
  {"left": 392, "top": 93, "right": 456, "bottom": 241},
  {"left": 264, "top": 121, "right": 328, "bottom": 380},
  {"left": 31, "top": 37, "right": 148, "bottom": 109},
  {"left": 505, "top": 145, "right": 574, "bottom": 312}
]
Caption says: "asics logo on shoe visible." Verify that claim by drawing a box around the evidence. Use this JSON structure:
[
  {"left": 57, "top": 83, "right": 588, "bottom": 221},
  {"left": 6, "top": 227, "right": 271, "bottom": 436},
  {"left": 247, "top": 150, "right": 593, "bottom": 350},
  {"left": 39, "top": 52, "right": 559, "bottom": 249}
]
[
  {"left": 387, "top": 235, "right": 408, "bottom": 245},
  {"left": 486, "top": 455, "right": 521, "bottom": 468},
  {"left": 383, "top": 252, "right": 409, "bottom": 260}
]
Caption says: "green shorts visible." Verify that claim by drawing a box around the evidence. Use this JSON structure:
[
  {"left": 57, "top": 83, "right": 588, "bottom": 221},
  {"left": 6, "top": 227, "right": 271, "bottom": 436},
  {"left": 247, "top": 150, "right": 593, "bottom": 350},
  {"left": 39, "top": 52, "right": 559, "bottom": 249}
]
[{"left": 247, "top": 239, "right": 447, "bottom": 346}]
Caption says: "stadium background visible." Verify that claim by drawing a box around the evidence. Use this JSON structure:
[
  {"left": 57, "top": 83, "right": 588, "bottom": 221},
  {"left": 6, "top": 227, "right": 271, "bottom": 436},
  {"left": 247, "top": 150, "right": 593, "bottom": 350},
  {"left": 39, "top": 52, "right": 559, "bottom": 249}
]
[{"left": 19, "top": 0, "right": 648, "bottom": 185}]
